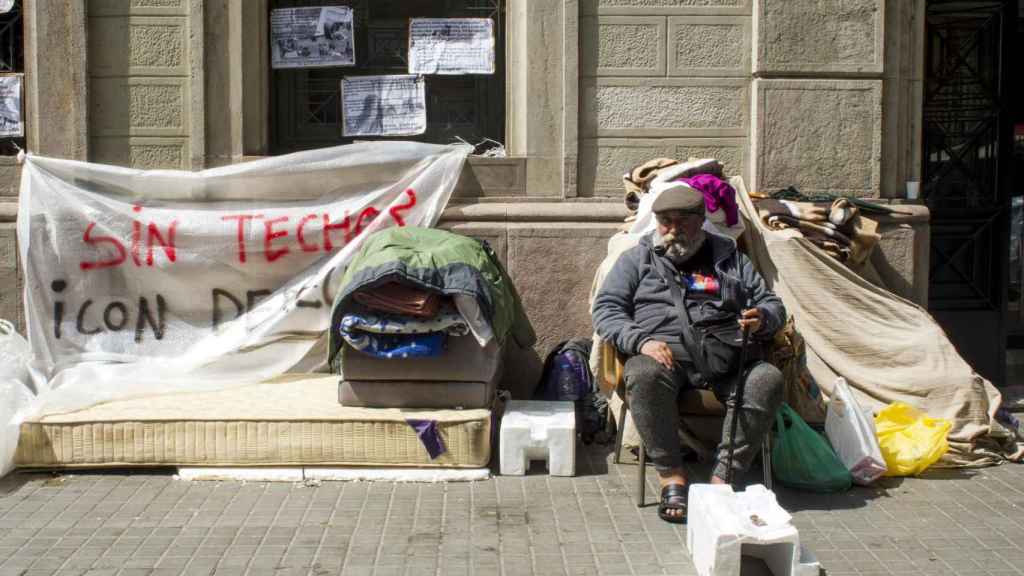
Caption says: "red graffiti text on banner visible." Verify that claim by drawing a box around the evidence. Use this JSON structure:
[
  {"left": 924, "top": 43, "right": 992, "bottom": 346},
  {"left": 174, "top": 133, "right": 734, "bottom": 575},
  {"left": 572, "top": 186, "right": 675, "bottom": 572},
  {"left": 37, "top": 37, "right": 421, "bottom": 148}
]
[
  {"left": 80, "top": 190, "right": 419, "bottom": 269},
  {"left": 80, "top": 207, "right": 179, "bottom": 271}
]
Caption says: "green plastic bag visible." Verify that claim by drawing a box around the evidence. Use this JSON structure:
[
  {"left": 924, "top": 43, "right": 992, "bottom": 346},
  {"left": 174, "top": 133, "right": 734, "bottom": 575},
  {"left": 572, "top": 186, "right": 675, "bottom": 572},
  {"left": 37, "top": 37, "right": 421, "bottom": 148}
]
[{"left": 772, "top": 403, "right": 852, "bottom": 492}]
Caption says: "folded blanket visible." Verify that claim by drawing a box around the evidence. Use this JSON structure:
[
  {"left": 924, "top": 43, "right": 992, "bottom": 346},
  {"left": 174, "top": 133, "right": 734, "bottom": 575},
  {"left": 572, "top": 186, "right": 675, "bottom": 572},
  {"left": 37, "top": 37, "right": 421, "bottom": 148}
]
[
  {"left": 353, "top": 282, "right": 441, "bottom": 318},
  {"left": 758, "top": 199, "right": 828, "bottom": 223},
  {"left": 623, "top": 157, "right": 679, "bottom": 213},
  {"left": 829, "top": 198, "right": 858, "bottom": 228},
  {"left": 759, "top": 199, "right": 880, "bottom": 266},
  {"left": 341, "top": 331, "right": 447, "bottom": 359},
  {"left": 623, "top": 157, "right": 724, "bottom": 213},
  {"left": 338, "top": 301, "right": 470, "bottom": 358},
  {"left": 766, "top": 214, "right": 855, "bottom": 245},
  {"left": 339, "top": 302, "right": 470, "bottom": 338}
]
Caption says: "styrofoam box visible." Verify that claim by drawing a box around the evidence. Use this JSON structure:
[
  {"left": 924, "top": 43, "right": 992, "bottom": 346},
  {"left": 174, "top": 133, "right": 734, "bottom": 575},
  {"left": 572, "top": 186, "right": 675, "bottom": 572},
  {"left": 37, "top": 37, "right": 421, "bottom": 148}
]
[
  {"left": 499, "top": 400, "right": 576, "bottom": 476},
  {"left": 687, "top": 484, "right": 819, "bottom": 576}
]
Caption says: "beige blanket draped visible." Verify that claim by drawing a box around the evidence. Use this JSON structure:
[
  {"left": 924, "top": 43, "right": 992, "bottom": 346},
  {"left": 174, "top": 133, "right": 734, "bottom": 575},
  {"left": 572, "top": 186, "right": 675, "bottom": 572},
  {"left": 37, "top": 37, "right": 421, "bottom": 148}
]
[{"left": 736, "top": 184, "right": 1022, "bottom": 467}]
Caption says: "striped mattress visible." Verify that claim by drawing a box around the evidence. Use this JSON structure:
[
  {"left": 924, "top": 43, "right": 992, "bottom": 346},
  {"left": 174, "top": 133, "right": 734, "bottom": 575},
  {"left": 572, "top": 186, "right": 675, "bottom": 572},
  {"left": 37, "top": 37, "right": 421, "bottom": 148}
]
[{"left": 16, "top": 375, "right": 492, "bottom": 469}]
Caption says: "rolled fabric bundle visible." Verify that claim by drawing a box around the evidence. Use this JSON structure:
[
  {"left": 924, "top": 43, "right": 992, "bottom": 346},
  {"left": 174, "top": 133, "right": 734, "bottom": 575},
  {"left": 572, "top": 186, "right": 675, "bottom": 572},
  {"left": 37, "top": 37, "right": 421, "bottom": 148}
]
[
  {"left": 829, "top": 198, "right": 859, "bottom": 228},
  {"left": 353, "top": 282, "right": 441, "bottom": 318}
]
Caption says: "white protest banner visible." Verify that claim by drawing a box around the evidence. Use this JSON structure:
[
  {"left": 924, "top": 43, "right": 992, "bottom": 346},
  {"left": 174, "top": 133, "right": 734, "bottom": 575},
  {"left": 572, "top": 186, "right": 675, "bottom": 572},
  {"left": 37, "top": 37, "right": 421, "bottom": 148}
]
[
  {"left": 271, "top": 6, "right": 355, "bottom": 69},
  {"left": 342, "top": 75, "right": 426, "bottom": 137},
  {"left": 17, "top": 142, "right": 471, "bottom": 415},
  {"left": 409, "top": 18, "right": 495, "bottom": 75},
  {"left": 0, "top": 74, "right": 22, "bottom": 138}
]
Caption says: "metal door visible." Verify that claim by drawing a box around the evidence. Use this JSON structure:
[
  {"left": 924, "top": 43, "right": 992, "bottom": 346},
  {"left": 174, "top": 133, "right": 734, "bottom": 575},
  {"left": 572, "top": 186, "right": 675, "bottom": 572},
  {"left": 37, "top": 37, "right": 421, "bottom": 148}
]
[{"left": 923, "top": 0, "right": 1016, "bottom": 384}]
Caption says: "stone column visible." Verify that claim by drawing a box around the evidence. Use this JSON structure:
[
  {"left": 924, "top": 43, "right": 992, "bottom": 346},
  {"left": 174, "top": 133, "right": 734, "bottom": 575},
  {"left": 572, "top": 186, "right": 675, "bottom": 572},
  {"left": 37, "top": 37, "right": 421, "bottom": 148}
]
[
  {"left": 207, "top": 0, "right": 269, "bottom": 166},
  {"left": 2, "top": 1, "right": 91, "bottom": 329},
  {"left": 25, "top": 0, "right": 89, "bottom": 162},
  {"left": 880, "top": 0, "right": 925, "bottom": 199},
  {"left": 506, "top": 0, "right": 571, "bottom": 197}
]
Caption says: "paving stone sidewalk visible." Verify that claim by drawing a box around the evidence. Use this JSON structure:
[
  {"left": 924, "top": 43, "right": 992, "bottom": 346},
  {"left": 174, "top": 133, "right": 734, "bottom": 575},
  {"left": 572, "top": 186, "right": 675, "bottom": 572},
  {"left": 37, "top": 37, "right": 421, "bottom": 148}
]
[{"left": 0, "top": 444, "right": 1023, "bottom": 576}]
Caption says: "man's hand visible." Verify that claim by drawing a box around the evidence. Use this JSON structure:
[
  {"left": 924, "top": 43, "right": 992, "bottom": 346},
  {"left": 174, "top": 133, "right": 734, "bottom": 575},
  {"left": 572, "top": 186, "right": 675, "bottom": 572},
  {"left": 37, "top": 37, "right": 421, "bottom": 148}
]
[
  {"left": 640, "top": 340, "right": 674, "bottom": 369},
  {"left": 738, "top": 308, "right": 762, "bottom": 334}
]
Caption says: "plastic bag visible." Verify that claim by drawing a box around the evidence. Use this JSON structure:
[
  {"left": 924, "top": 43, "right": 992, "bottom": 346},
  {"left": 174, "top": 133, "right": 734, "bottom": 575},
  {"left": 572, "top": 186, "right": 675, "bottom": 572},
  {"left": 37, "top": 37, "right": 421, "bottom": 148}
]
[
  {"left": 0, "top": 319, "right": 35, "bottom": 477},
  {"left": 772, "top": 403, "right": 852, "bottom": 492},
  {"left": 874, "top": 402, "right": 951, "bottom": 476},
  {"left": 825, "top": 378, "right": 887, "bottom": 485}
]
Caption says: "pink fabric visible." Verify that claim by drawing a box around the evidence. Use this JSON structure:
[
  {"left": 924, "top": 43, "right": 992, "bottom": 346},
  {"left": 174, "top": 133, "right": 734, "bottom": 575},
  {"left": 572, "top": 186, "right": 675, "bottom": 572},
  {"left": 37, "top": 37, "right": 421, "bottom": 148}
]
[{"left": 682, "top": 174, "right": 739, "bottom": 227}]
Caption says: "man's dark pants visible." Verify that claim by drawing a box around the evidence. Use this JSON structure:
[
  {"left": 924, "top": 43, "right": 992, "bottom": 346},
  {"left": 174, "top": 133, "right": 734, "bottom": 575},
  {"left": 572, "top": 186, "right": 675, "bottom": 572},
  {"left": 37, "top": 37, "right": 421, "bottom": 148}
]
[{"left": 623, "top": 341, "right": 784, "bottom": 481}]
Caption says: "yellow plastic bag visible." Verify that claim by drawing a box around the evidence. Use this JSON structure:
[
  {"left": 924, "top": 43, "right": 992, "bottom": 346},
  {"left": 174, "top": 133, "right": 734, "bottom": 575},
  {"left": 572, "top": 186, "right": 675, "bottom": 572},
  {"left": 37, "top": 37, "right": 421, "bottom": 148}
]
[{"left": 874, "top": 403, "right": 951, "bottom": 476}]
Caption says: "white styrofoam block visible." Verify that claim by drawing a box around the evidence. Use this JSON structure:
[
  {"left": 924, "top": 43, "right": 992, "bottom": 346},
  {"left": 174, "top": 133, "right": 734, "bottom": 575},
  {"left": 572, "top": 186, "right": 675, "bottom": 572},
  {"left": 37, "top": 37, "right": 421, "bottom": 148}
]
[
  {"left": 500, "top": 400, "right": 576, "bottom": 476},
  {"left": 304, "top": 468, "right": 490, "bottom": 483},
  {"left": 687, "top": 484, "right": 804, "bottom": 576}
]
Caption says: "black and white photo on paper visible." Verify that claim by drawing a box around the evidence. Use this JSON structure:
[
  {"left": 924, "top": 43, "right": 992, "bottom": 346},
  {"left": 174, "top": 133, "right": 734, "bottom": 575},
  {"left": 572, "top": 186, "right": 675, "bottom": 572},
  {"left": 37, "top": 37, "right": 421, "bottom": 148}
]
[
  {"left": 0, "top": 74, "right": 22, "bottom": 138},
  {"left": 271, "top": 6, "right": 355, "bottom": 69},
  {"left": 341, "top": 75, "right": 426, "bottom": 137}
]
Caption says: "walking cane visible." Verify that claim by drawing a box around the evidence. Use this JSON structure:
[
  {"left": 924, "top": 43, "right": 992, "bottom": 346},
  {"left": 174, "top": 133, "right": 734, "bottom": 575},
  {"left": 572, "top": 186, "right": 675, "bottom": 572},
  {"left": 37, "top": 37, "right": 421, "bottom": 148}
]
[{"left": 725, "top": 303, "right": 752, "bottom": 487}]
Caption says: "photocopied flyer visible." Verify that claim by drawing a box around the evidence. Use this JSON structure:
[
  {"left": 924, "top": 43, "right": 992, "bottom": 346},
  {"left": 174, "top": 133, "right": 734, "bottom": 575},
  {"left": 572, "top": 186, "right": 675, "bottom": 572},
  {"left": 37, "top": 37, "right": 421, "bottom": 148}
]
[
  {"left": 341, "top": 75, "right": 427, "bottom": 137},
  {"left": 0, "top": 74, "right": 23, "bottom": 138},
  {"left": 408, "top": 18, "right": 495, "bottom": 75},
  {"left": 271, "top": 6, "right": 355, "bottom": 69}
]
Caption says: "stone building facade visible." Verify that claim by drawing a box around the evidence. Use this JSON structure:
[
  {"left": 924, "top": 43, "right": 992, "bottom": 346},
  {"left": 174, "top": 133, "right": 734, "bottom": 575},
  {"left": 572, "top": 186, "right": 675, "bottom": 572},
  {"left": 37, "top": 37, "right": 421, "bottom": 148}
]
[{"left": 0, "top": 0, "right": 930, "bottom": 360}]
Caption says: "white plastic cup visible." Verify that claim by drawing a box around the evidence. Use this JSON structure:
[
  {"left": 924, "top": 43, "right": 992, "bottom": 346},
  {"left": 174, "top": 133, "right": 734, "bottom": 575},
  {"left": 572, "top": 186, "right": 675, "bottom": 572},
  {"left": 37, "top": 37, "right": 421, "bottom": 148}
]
[{"left": 906, "top": 181, "right": 920, "bottom": 200}]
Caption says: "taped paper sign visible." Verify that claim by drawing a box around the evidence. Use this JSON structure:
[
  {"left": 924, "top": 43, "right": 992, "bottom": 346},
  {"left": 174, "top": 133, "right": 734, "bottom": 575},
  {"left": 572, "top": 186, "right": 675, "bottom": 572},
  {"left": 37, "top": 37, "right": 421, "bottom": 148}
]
[
  {"left": 409, "top": 18, "right": 495, "bottom": 75},
  {"left": 17, "top": 142, "right": 471, "bottom": 414},
  {"left": 0, "top": 74, "right": 22, "bottom": 138},
  {"left": 342, "top": 75, "right": 426, "bottom": 137},
  {"left": 0, "top": 1, "right": 13, "bottom": 15},
  {"left": 271, "top": 6, "right": 355, "bottom": 69}
]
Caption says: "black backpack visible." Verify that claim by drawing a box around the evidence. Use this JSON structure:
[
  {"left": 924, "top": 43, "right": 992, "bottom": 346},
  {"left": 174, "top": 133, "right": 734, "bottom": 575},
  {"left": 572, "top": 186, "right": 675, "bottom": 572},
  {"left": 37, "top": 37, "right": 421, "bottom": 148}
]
[{"left": 535, "top": 339, "right": 611, "bottom": 444}]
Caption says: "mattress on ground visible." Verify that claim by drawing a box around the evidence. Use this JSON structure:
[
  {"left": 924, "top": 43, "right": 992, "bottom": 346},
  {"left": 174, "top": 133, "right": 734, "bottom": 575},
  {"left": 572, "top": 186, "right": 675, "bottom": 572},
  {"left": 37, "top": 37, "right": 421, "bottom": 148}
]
[
  {"left": 16, "top": 375, "right": 492, "bottom": 469},
  {"left": 339, "top": 379, "right": 496, "bottom": 409}
]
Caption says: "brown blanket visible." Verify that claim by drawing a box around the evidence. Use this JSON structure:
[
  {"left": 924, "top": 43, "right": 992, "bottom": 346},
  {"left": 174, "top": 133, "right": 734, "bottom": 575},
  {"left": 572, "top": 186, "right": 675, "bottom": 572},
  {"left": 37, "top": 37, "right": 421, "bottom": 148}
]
[
  {"left": 756, "top": 198, "right": 880, "bottom": 266},
  {"left": 353, "top": 282, "right": 441, "bottom": 318}
]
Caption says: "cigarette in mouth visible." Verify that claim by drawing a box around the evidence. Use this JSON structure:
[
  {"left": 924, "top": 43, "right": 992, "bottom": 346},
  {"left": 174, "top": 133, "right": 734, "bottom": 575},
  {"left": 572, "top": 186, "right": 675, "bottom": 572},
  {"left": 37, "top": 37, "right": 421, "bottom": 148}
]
[{"left": 662, "top": 232, "right": 676, "bottom": 244}]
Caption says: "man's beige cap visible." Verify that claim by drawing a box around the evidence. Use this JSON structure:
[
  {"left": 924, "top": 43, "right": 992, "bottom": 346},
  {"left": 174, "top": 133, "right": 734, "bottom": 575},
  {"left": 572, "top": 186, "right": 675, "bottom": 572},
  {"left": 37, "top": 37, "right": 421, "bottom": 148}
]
[{"left": 650, "top": 181, "right": 705, "bottom": 215}]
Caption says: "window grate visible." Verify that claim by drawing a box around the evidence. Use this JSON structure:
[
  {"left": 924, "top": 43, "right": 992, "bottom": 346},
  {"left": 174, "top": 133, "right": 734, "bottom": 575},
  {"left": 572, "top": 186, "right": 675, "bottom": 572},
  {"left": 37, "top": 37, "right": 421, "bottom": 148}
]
[{"left": 270, "top": 0, "right": 505, "bottom": 154}]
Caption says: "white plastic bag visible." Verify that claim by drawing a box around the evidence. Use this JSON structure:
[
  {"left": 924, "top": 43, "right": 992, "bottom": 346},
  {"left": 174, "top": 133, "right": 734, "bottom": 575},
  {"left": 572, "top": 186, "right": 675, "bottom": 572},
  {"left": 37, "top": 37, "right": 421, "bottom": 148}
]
[
  {"left": 0, "top": 319, "right": 37, "bottom": 477},
  {"left": 825, "top": 377, "right": 887, "bottom": 485}
]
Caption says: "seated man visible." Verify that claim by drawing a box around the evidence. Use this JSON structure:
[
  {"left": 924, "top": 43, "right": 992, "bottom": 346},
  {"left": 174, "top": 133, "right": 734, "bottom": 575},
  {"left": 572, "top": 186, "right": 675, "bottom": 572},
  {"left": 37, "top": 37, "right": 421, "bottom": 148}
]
[{"left": 591, "top": 182, "right": 786, "bottom": 523}]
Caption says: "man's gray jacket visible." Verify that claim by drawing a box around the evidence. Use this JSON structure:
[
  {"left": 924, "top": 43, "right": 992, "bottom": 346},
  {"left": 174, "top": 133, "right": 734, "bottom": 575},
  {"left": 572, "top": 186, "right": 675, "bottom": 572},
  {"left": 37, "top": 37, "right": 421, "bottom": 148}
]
[{"left": 591, "top": 232, "right": 786, "bottom": 357}]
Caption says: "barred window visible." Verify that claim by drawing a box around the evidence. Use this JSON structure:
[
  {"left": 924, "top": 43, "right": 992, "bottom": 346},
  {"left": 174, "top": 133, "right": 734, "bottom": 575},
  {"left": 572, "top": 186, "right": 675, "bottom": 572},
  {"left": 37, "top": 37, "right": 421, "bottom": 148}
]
[
  {"left": 0, "top": 0, "right": 22, "bottom": 156},
  {"left": 270, "top": 0, "right": 505, "bottom": 154}
]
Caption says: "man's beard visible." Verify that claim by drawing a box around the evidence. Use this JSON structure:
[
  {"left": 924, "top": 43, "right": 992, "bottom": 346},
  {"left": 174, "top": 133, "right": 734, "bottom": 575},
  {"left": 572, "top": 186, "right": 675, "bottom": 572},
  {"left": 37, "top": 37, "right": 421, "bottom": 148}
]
[{"left": 658, "top": 229, "right": 706, "bottom": 266}]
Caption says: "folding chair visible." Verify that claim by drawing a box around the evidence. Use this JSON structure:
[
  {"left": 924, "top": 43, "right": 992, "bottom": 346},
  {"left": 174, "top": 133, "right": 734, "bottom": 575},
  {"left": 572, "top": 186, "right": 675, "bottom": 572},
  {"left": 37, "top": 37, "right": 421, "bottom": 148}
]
[{"left": 599, "top": 341, "right": 772, "bottom": 506}]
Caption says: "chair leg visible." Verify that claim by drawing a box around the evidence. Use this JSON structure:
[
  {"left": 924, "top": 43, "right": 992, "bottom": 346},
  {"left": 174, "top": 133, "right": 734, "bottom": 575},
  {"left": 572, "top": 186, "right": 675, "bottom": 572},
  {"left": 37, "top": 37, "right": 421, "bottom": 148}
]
[
  {"left": 637, "top": 440, "right": 646, "bottom": 507},
  {"left": 614, "top": 401, "right": 627, "bottom": 465},
  {"left": 762, "top": 434, "right": 773, "bottom": 490}
]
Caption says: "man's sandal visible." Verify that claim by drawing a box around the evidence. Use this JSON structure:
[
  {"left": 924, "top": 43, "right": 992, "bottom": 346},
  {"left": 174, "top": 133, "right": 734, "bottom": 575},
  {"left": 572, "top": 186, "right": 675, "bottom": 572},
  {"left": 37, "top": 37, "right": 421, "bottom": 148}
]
[{"left": 657, "top": 484, "right": 688, "bottom": 524}]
